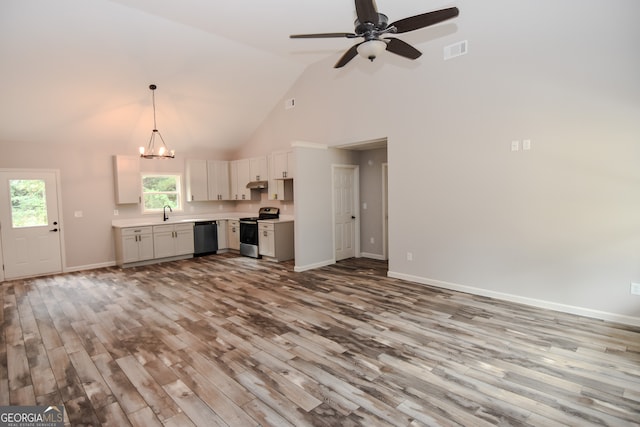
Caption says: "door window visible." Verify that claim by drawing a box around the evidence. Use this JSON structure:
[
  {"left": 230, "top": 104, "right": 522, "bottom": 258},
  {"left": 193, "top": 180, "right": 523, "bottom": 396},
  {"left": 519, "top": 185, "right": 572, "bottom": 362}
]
[{"left": 9, "top": 179, "right": 48, "bottom": 228}]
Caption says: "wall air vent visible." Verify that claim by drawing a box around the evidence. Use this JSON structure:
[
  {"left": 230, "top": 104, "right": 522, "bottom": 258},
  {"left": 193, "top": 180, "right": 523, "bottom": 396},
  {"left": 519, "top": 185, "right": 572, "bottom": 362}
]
[
  {"left": 444, "top": 40, "right": 468, "bottom": 60},
  {"left": 285, "top": 98, "right": 296, "bottom": 109}
]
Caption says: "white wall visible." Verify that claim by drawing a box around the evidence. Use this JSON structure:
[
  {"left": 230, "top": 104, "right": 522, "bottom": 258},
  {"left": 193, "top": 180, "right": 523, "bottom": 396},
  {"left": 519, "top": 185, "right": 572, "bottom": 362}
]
[
  {"left": 241, "top": 0, "right": 640, "bottom": 323},
  {"left": 358, "top": 148, "right": 387, "bottom": 258}
]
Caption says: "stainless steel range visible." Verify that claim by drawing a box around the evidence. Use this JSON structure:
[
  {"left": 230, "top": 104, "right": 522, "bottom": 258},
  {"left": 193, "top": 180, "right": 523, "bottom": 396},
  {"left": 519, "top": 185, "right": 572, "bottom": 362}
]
[{"left": 239, "top": 207, "right": 279, "bottom": 258}]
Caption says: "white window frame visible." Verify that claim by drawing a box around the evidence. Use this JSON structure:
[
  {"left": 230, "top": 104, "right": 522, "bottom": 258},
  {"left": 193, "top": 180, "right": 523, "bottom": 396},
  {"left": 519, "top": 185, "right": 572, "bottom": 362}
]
[{"left": 141, "top": 173, "right": 183, "bottom": 214}]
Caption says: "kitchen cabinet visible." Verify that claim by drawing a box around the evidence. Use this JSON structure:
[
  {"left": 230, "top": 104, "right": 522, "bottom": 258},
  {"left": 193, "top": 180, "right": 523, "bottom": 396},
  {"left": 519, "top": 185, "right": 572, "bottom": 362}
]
[
  {"left": 113, "top": 155, "right": 141, "bottom": 204},
  {"left": 268, "top": 150, "right": 295, "bottom": 201},
  {"left": 207, "top": 160, "right": 230, "bottom": 201},
  {"left": 230, "top": 159, "right": 259, "bottom": 201},
  {"left": 185, "top": 159, "right": 209, "bottom": 202},
  {"left": 153, "top": 223, "right": 194, "bottom": 259},
  {"left": 249, "top": 156, "right": 268, "bottom": 182},
  {"left": 258, "top": 221, "right": 294, "bottom": 261},
  {"left": 216, "top": 220, "right": 228, "bottom": 250},
  {"left": 271, "top": 150, "right": 295, "bottom": 179},
  {"left": 114, "top": 226, "right": 153, "bottom": 265},
  {"left": 258, "top": 222, "right": 275, "bottom": 258},
  {"left": 227, "top": 220, "right": 240, "bottom": 250}
]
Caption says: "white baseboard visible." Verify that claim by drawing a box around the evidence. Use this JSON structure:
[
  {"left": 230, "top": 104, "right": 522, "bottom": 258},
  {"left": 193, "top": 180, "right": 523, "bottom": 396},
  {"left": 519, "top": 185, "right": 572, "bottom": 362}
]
[
  {"left": 64, "top": 261, "right": 116, "bottom": 273},
  {"left": 388, "top": 271, "right": 640, "bottom": 328},
  {"left": 294, "top": 259, "right": 335, "bottom": 272},
  {"left": 360, "top": 252, "right": 387, "bottom": 261}
]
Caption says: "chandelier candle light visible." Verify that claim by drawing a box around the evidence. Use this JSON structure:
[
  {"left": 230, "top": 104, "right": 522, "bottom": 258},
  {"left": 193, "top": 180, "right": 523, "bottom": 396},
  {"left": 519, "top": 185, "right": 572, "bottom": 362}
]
[{"left": 139, "top": 84, "right": 175, "bottom": 159}]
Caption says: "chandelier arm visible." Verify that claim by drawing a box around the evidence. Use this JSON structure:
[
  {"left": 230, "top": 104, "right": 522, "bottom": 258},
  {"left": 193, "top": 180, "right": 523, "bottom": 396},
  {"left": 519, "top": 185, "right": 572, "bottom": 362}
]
[{"left": 155, "top": 130, "right": 169, "bottom": 148}]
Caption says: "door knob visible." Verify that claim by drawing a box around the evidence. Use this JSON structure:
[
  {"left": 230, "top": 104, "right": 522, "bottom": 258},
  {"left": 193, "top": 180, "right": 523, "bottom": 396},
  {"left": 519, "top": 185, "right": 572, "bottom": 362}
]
[
  {"left": 50, "top": 228, "right": 58, "bottom": 232},
  {"left": 351, "top": 216, "right": 356, "bottom": 219}
]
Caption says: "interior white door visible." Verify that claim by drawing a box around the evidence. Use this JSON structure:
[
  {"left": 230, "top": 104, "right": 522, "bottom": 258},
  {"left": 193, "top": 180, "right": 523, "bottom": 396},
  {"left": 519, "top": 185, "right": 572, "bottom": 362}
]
[
  {"left": 333, "top": 165, "right": 358, "bottom": 261},
  {"left": 0, "top": 171, "right": 63, "bottom": 279}
]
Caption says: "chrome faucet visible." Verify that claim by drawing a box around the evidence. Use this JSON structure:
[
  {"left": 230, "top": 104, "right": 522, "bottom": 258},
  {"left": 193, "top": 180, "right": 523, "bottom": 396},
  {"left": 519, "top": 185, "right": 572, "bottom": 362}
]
[{"left": 163, "top": 205, "right": 172, "bottom": 221}]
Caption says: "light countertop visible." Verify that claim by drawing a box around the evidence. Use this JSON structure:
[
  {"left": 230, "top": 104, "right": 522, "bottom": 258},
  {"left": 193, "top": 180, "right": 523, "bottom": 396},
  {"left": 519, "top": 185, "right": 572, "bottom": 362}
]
[{"left": 112, "top": 213, "right": 293, "bottom": 228}]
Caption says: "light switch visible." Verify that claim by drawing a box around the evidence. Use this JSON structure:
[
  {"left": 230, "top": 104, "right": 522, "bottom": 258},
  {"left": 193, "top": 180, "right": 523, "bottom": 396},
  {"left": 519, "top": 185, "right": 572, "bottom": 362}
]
[
  {"left": 74, "top": 211, "right": 83, "bottom": 218},
  {"left": 511, "top": 140, "right": 520, "bottom": 151},
  {"left": 523, "top": 139, "right": 531, "bottom": 151}
]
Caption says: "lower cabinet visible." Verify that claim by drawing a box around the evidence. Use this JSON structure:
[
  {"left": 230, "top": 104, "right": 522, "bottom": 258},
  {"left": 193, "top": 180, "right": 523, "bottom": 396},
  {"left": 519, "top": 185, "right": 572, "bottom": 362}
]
[
  {"left": 216, "top": 220, "right": 228, "bottom": 250},
  {"left": 258, "top": 221, "right": 294, "bottom": 261},
  {"left": 227, "top": 220, "right": 240, "bottom": 251},
  {"left": 153, "top": 223, "right": 195, "bottom": 259},
  {"left": 115, "top": 226, "right": 154, "bottom": 265}
]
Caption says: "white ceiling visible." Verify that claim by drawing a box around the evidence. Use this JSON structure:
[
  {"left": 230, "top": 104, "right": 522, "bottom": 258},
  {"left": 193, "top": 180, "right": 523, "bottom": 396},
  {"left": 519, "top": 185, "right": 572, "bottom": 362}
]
[{"left": 0, "top": 0, "right": 456, "bottom": 154}]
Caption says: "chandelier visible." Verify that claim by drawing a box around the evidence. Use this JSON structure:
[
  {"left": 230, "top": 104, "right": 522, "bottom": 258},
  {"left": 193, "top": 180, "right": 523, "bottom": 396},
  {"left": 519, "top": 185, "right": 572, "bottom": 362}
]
[{"left": 139, "top": 84, "right": 175, "bottom": 159}]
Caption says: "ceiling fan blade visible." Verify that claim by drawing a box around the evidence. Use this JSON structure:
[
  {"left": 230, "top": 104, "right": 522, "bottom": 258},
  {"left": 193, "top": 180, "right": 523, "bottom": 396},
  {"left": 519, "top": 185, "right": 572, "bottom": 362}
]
[
  {"left": 355, "top": 0, "right": 379, "bottom": 24},
  {"left": 334, "top": 43, "right": 361, "bottom": 68},
  {"left": 384, "top": 38, "right": 422, "bottom": 60},
  {"left": 290, "top": 32, "right": 355, "bottom": 39},
  {"left": 391, "top": 7, "right": 459, "bottom": 34}
]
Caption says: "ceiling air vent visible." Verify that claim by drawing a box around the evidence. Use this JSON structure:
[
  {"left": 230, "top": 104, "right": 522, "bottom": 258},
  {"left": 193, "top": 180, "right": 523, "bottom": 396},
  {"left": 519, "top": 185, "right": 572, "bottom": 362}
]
[{"left": 444, "top": 40, "right": 468, "bottom": 60}]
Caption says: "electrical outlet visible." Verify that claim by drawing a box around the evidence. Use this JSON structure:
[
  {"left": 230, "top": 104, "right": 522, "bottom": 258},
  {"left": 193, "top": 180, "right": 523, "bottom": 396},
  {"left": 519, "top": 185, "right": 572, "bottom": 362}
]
[
  {"left": 74, "top": 211, "right": 83, "bottom": 218},
  {"left": 631, "top": 283, "right": 640, "bottom": 295},
  {"left": 113, "top": 209, "right": 119, "bottom": 216},
  {"left": 522, "top": 139, "right": 531, "bottom": 150}
]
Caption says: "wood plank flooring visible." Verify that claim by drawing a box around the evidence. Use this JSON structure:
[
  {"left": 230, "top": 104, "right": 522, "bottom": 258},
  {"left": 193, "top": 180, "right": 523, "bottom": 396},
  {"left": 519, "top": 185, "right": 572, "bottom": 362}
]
[{"left": 1, "top": 253, "right": 639, "bottom": 426}]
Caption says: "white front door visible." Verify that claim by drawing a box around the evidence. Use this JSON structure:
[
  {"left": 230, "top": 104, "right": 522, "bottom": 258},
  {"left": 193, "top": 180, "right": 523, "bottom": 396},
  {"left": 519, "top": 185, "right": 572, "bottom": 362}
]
[
  {"left": 0, "top": 170, "right": 63, "bottom": 279},
  {"left": 333, "top": 165, "right": 358, "bottom": 261}
]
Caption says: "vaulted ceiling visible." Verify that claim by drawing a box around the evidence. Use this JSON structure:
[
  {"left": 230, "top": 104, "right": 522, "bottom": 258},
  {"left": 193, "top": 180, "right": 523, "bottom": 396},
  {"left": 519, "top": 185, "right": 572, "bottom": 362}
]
[{"left": 0, "top": 0, "right": 459, "bottom": 154}]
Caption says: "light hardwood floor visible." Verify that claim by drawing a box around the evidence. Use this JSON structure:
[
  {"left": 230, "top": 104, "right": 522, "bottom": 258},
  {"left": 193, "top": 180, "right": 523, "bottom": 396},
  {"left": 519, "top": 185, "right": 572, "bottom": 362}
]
[{"left": 1, "top": 254, "right": 639, "bottom": 426}]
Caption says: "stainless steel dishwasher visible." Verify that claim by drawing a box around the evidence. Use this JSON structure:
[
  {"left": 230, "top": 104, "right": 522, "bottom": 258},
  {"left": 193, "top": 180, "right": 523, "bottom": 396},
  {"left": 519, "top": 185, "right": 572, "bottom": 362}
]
[{"left": 193, "top": 221, "right": 218, "bottom": 256}]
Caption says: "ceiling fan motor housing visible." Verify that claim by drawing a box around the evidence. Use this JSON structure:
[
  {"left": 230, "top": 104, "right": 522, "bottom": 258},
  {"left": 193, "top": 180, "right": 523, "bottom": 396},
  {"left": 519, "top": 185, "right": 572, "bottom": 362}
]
[{"left": 354, "top": 13, "right": 389, "bottom": 36}]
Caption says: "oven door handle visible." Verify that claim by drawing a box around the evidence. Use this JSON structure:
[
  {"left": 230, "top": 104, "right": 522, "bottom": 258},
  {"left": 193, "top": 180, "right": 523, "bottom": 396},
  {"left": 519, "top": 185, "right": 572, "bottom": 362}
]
[{"left": 240, "top": 220, "right": 258, "bottom": 225}]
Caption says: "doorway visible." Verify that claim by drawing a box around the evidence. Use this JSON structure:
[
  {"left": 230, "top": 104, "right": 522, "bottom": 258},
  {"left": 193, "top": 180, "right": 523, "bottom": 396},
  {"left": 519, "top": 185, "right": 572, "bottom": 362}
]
[
  {"left": 0, "top": 170, "right": 63, "bottom": 280},
  {"left": 332, "top": 165, "right": 359, "bottom": 261}
]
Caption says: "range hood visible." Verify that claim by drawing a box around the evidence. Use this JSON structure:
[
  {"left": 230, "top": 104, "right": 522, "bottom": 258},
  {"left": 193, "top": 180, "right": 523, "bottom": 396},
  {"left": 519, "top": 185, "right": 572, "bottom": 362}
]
[{"left": 246, "top": 180, "right": 268, "bottom": 190}]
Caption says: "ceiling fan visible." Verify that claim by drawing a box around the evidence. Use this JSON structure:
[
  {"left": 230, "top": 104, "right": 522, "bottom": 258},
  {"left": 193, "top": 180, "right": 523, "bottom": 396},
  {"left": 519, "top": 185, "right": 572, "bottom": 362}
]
[{"left": 290, "top": 0, "right": 459, "bottom": 68}]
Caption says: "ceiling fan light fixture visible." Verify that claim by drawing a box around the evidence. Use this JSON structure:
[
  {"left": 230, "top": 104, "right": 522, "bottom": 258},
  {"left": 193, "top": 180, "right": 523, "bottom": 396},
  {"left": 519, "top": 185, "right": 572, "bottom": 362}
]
[
  {"left": 357, "top": 39, "right": 387, "bottom": 61},
  {"left": 139, "top": 84, "right": 175, "bottom": 159}
]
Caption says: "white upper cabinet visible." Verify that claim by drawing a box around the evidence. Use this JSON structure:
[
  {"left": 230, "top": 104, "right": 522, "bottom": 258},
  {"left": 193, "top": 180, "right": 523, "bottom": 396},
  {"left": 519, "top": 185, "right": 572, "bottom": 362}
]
[
  {"left": 271, "top": 150, "right": 295, "bottom": 179},
  {"left": 268, "top": 150, "right": 295, "bottom": 201},
  {"left": 207, "top": 160, "right": 230, "bottom": 201},
  {"left": 249, "top": 156, "right": 268, "bottom": 182},
  {"left": 113, "top": 155, "right": 141, "bottom": 204},
  {"left": 230, "top": 158, "right": 260, "bottom": 201},
  {"left": 185, "top": 159, "right": 208, "bottom": 202},
  {"left": 236, "top": 159, "right": 251, "bottom": 200}
]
